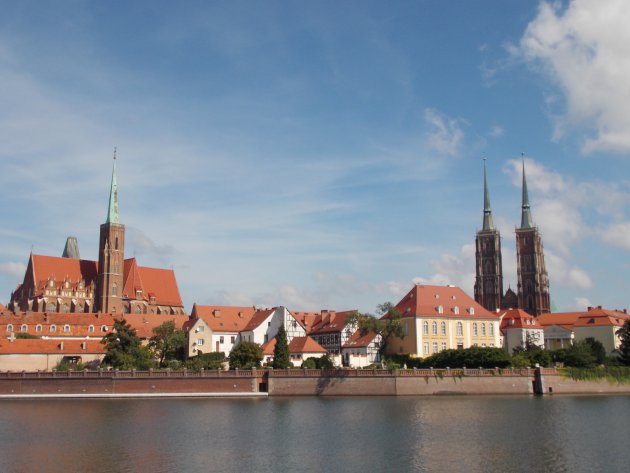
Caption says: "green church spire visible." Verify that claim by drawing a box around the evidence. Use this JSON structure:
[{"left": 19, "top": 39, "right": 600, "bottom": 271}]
[
  {"left": 106, "top": 149, "right": 120, "bottom": 224},
  {"left": 520, "top": 154, "right": 533, "bottom": 229},
  {"left": 482, "top": 158, "right": 494, "bottom": 231}
]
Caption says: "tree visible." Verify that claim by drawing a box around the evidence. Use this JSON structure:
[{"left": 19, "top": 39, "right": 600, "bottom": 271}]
[
  {"left": 101, "top": 319, "right": 154, "bottom": 370},
  {"left": 553, "top": 340, "right": 597, "bottom": 368},
  {"left": 583, "top": 337, "right": 607, "bottom": 365},
  {"left": 229, "top": 341, "right": 263, "bottom": 369},
  {"left": 186, "top": 352, "right": 225, "bottom": 370},
  {"left": 272, "top": 325, "right": 291, "bottom": 369},
  {"left": 422, "top": 346, "right": 511, "bottom": 369},
  {"left": 346, "top": 302, "right": 405, "bottom": 354},
  {"left": 616, "top": 320, "right": 630, "bottom": 365},
  {"left": 148, "top": 320, "right": 187, "bottom": 368}
]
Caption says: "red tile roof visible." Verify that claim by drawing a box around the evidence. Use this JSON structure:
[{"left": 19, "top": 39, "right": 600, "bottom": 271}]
[
  {"left": 538, "top": 312, "right": 587, "bottom": 329},
  {"left": 309, "top": 311, "right": 357, "bottom": 334},
  {"left": 30, "top": 254, "right": 98, "bottom": 294},
  {"left": 262, "top": 336, "right": 326, "bottom": 356},
  {"left": 242, "top": 309, "right": 276, "bottom": 331},
  {"left": 0, "top": 338, "right": 106, "bottom": 355},
  {"left": 123, "top": 314, "right": 191, "bottom": 339},
  {"left": 343, "top": 330, "right": 379, "bottom": 348},
  {"left": 0, "top": 312, "right": 116, "bottom": 337},
  {"left": 573, "top": 313, "right": 629, "bottom": 328},
  {"left": 122, "top": 258, "right": 184, "bottom": 307},
  {"left": 394, "top": 285, "right": 498, "bottom": 319},
  {"left": 499, "top": 309, "right": 540, "bottom": 330},
  {"left": 191, "top": 305, "right": 257, "bottom": 332}
]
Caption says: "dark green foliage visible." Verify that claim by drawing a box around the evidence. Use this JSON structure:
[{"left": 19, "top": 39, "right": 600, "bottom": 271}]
[
  {"left": 301, "top": 358, "right": 317, "bottom": 369},
  {"left": 583, "top": 337, "right": 607, "bottom": 365},
  {"left": 102, "top": 319, "right": 155, "bottom": 370},
  {"left": 513, "top": 345, "right": 552, "bottom": 367},
  {"left": 148, "top": 320, "right": 187, "bottom": 368},
  {"left": 317, "top": 354, "right": 334, "bottom": 369},
  {"left": 16, "top": 333, "right": 38, "bottom": 339},
  {"left": 229, "top": 341, "right": 263, "bottom": 369},
  {"left": 552, "top": 340, "right": 597, "bottom": 367},
  {"left": 346, "top": 302, "right": 405, "bottom": 354},
  {"left": 186, "top": 352, "right": 225, "bottom": 370},
  {"left": 421, "top": 346, "right": 511, "bottom": 369},
  {"left": 563, "top": 366, "right": 630, "bottom": 384},
  {"left": 272, "top": 325, "right": 291, "bottom": 369},
  {"left": 616, "top": 320, "right": 630, "bottom": 365}
]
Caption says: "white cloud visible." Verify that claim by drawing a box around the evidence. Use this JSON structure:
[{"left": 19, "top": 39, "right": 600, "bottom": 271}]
[
  {"left": 597, "top": 222, "right": 630, "bottom": 250},
  {"left": 423, "top": 108, "right": 465, "bottom": 157},
  {"left": 488, "top": 125, "right": 504, "bottom": 137},
  {"left": 546, "top": 251, "right": 592, "bottom": 289},
  {"left": 0, "top": 262, "right": 26, "bottom": 279},
  {"left": 518, "top": 0, "right": 630, "bottom": 153},
  {"left": 414, "top": 244, "right": 476, "bottom": 291},
  {"left": 573, "top": 297, "right": 593, "bottom": 311}
]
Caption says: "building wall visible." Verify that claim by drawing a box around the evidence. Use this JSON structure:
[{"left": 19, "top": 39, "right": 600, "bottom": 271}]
[
  {"left": 0, "top": 353, "right": 104, "bottom": 372},
  {"left": 573, "top": 326, "right": 620, "bottom": 354},
  {"left": 503, "top": 328, "right": 545, "bottom": 353}
]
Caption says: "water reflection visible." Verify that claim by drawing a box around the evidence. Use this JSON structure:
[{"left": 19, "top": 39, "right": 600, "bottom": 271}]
[{"left": 0, "top": 396, "right": 628, "bottom": 473}]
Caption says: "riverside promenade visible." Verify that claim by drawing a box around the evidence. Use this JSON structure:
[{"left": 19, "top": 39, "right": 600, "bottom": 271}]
[{"left": 1, "top": 367, "right": 629, "bottom": 399}]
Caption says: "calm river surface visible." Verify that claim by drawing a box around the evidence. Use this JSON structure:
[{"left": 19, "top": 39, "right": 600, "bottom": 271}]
[{"left": 0, "top": 395, "right": 628, "bottom": 473}]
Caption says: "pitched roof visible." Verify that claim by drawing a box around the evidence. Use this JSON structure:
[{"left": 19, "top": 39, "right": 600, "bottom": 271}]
[
  {"left": 0, "top": 312, "right": 117, "bottom": 337},
  {"left": 243, "top": 308, "right": 277, "bottom": 331},
  {"left": 309, "top": 311, "right": 357, "bottom": 335},
  {"left": 499, "top": 309, "right": 541, "bottom": 330},
  {"left": 342, "top": 330, "right": 379, "bottom": 348},
  {"left": 191, "top": 305, "right": 257, "bottom": 332},
  {"left": 394, "top": 285, "right": 498, "bottom": 319},
  {"left": 537, "top": 311, "right": 586, "bottom": 329},
  {"left": 291, "top": 311, "right": 321, "bottom": 333},
  {"left": 123, "top": 314, "right": 191, "bottom": 339},
  {"left": 262, "top": 336, "right": 326, "bottom": 356},
  {"left": 573, "top": 312, "right": 629, "bottom": 328},
  {"left": 30, "top": 254, "right": 98, "bottom": 294},
  {"left": 122, "top": 258, "right": 184, "bottom": 307},
  {"left": 0, "top": 338, "right": 106, "bottom": 355}
]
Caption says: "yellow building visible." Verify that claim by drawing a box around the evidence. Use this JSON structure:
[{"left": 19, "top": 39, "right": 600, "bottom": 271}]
[{"left": 386, "top": 284, "right": 501, "bottom": 357}]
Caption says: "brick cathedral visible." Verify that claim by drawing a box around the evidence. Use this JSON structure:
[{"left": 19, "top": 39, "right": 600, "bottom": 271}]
[
  {"left": 474, "top": 159, "right": 551, "bottom": 316},
  {"left": 9, "top": 156, "right": 186, "bottom": 316}
]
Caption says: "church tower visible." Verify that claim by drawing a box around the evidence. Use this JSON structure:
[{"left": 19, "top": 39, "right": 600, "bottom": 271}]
[
  {"left": 515, "top": 158, "right": 550, "bottom": 316},
  {"left": 474, "top": 159, "right": 503, "bottom": 312},
  {"left": 96, "top": 153, "right": 125, "bottom": 314}
]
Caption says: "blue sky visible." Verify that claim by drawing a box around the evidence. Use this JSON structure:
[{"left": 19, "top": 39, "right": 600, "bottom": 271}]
[{"left": 1, "top": 0, "right": 629, "bottom": 314}]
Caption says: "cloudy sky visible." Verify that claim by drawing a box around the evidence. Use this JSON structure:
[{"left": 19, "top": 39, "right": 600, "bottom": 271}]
[{"left": 1, "top": 0, "right": 629, "bottom": 314}]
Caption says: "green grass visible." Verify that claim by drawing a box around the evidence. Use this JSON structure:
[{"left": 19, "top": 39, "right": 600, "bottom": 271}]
[{"left": 561, "top": 366, "right": 630, "bottom": 384}]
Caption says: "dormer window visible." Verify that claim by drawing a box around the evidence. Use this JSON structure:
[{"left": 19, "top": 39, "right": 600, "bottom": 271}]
[
  {"left": 36, "top": 324, "right": 43, "bottom": 332},
  {"left": 437, "top": 305, "right": 444, "bottom": 314},
  {"left": 453, "top": 306, "right": 459, "bottom": 315}
]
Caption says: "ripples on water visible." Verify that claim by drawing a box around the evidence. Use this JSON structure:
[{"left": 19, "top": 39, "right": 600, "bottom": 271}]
[{"left": 0, "top": 396, "right": 628, "bottom": 473}]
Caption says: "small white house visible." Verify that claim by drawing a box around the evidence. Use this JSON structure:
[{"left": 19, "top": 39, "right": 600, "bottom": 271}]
[
  {"left": 499, "top": 309, "right": 545, "bottom": 352},
  {"left": 262, "top": 336, "right": 327, "bottom": 367},
  {"left": 341, "top": 330, "right": 382, "bottom": 368},
  {"left": 240, "top": 307, "right": 306, "bottom": 345}
]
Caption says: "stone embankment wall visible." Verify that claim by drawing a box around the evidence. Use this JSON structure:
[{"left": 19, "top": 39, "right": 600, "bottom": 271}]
[{"left": 1, "top": 368, "right": 629, "bottom": 397}]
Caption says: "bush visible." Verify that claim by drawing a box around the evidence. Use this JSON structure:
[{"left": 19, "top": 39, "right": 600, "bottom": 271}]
[
  {"left": 229, "top": 342, "right": 263, "bottom": 369},
  {"left": 422, "top": 346, "right": 511, "bottom": 369},
  {"left": 317, "top": 354, "right": 334, "bottom": 369},
  {"left": 301, "top": 358, "right": 317, "bottom": 369}
]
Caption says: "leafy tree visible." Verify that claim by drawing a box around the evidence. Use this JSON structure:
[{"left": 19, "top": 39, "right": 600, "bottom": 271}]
[
  {"left": 583, "top": 337, "right": 607, "bottom": 365},
  {"left": 301, "top": 358, "right": 318, "bottom": 369},
  {"left": 616, "top": 320, "right": 630, "bottom": 365},
  {"left": 553, "top": 340, "right": 597, "bottom": 368},
  {"left": 346, "top": 302, "right": 405, "bottom": 354},
  {"left": 148, "top": 320, "right": 186, "bottom": 368},
  {"left": 101, "top": 319, "right": 154, "bottom": 370},
  {"left": 229, "top": 341, "right": 263, "bottom": 369},
  {"left": 422, "top": 346, "right": 511, "bottom": 369},
  {"left": 16, "top": 333, "right": 38, "bottom": 339},
  {"left": 317, "top": 354, "right": 334, "bottom": 369},
  {"left": 186, "top": 352, "right": 226, "bottom": 370},
  {"left": 272, "top": 325, "right": 291, "bottom": 369}
]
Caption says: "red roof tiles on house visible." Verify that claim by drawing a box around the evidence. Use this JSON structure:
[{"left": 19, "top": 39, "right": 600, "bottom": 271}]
[
  {"left": 499, "top": 309, "right": 539, "bottom": 330},
  {"left": 395, "top": 285, "right": 498, "bottom": 319},
  {"left": 123, "top": 258, "right": 184, "bottom": 307},
  {"left": 123, "top": 313, "right": 191, "bottom": 339},
  {"left": 0, "top": 338, "right": 106, "bottom": 355},
  {"left": 30, "top": 254, "right": 98, "bottom": 294},
  {"left": 262, "top": 336, "right": 326, "bottom": 356},
  {"left": 309, "top": 311, "right": 357, "bottom": 335},
  {"left": 191, "top": 305, "right": 257, "bottom": 332},
  {"left": 242, "top": 309, "right": 276, "bottom": 331},
  {"left": 342, "top": 330, "right": 379, "bottom": 348}
]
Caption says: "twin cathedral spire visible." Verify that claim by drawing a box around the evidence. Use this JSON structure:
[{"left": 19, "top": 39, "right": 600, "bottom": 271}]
[{"left": 474, "top": 157, "right": 550, "bottom": 316}]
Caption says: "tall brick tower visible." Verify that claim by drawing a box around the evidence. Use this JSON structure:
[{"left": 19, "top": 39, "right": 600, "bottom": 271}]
[
  {"left": 474, "top": 159, "right": 503, "bottom": 312},
  {"left": 515, "top": 158, "right": 550, "bottom": 316},
  {"left": 96, "top": 152, "right": 125, "bottom": 314}
]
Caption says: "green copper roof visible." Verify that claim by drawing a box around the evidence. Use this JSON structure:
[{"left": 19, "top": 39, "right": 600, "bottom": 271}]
[
  {"left": 482, "top": 159, "right": 494, "bottom": 231},
  {"left": 520, "top": 159, "right": 533, "bottom": 229},
  {"left": 106, "top": 155, "right": 119, "bottom": 224}
]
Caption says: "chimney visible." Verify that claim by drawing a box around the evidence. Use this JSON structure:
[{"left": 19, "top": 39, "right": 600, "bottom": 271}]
[{"left": 587, "top": 306, "right": 593, "bottom": 311}]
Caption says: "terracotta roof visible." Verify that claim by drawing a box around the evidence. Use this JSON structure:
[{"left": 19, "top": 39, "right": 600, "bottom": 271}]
[
  {"left": 191, "top": 305, "right": 257, "bottom": 332},
  {"left": 342, "top": 330, "right": 379, "bottom": 348},
  {"left": 394, "top": 285, "right": 498, "bottom": 319},
  {"left": 574, "top": 313, "right": 629, "bottom": 328},
  {"left": 30, "top": 254, "right": 98, "bottom": 294},
  {"left": 538, "top": 312, "right": 585, "bottom": 329},
  {"left": 0, "top": 338, "right": 106, "bottom": 355},
  {"left": 123, "top": 314, "right": 191, "bottom": 339},
  {"left": 291, "top": 311, "right": 321, "bottom": 332},
  {"left": 309, "top": 311, "right": 357, "bottom": 334},
  {"left": 242, "top": 309, "right": 276, "bottom": 331},
  {"left": 499, "top": 309, "right": 541, "bottom": 330},
  {"left": 0, "top": 304, "right": 6, "bottom": 312},
  {"left": 0, "top": 312, "right": 116, "bottom": 337},
  {"left": 262, "top": 336, "right": 326, "bottom": 356},
  {"left": 122, "top": 258, "right": 184, "bottom": 307}
]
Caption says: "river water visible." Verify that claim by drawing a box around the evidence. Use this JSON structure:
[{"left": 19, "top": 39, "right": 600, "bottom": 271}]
[{"left": 0, "top": 395, "right": 628, "bottom": 473}]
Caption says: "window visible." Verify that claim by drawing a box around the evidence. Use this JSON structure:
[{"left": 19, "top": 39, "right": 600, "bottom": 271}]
[
  {"left": 231, "top": 336, "right": 236, "bottom": 344},
  {"left": 198, "top": 325, "right": 204, "bottom": 332},
  {"left": 88, "top": 325, "right": 95, "bottom": 333},
  {"left": 489, "top": 324, "right": 494, "bottom": 336},
  {"left": 441, "top": 342, "right": 447, "bottom": 351},
  {"left": 264, "top": 334, "right": 268, "bottom": 343},
  {"left": 6, "top": 324, "right": 13, "bottom": 332},
  {"left": 219, "top": 336, "right": 224, "bottom": 344},
  {"left": 267, "top": 321, "right": 271, "bottom": 327},
  {"left": 63, "top": 324, "right": 70, "bottom": 333},
  {"left": 432, "top": 321, "right": 438, "bottom": 335},
  {"left": 473, "top": 323, "right": 478, "bottom": 336},
  {"left": 433, "top": 342, "right": 438, "bottom": 353},
  {"left": 101, "top": 325, "right": 108, "bottom": 333},
  {"left": 482, "top": 343, "right": 486, "bottom": 347},
  {"left": 47, "top": 303, "right": 56, "bottom": 312},
  {"left": 457, "top": 342, "right": 464, "bottom": 349},
  {"left": 469, "top": 307, "right": 475, "bottom": 315},
  {"left": 134, "top": 305, "right": 141, "bottom": 314},
  {"left": 453, "top": 306, "right": 459, "bottom": 315},
  {"left": 423, "top": 342, "right": 429, "bottom": 355},
  {"left": 441, "top": 321, "right": 446, "bottom": 335},
  {"left": 50, "top": 324, "right": 57, "bottom": 333},
  {"left": 197, "top": 339, "right": 204, "bottom": 346},
  {"left": 20, "top": 324, "right": 28, "bottom": 332},
  {"left": 35, "top": 324, "right": 42, "bottom": 333},
  {"left": 456, "top": 322, "right": 463, "bottom": 336},
  {"left": 62, "top": 303, "right": 69, "bottom": 313},
  {"left": 423, "top": 321, "right": 429, "bottom": 335},
  {"left": 112, "top": 284, "right": 117, "bottom": 296},
  {"left": 437, "top": 305, "right": 444, "bottom": 314},
  {"left": 481, "top": 323, "right": 486, "bottom": 336}
]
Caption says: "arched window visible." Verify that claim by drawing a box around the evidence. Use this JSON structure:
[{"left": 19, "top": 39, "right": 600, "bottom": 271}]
[
  {"left": 35, "top": 324, "right": 43, "bottom": 332},
  {"left": 423, "top": 321, "right": 429, "bottom": 335},
  {"left": 115, "top": 237, "right": 119, "bottom": 250},
  {"left": 473, "top": 323, "right": 478, "bottom": 336},
  {"left": 50, "top": 324, "right": 57, "bottom": 333},
  {"left": 112, "top": 284, "right": 117, "bottom": 296},
  {"left": 101, "top": 325, "right": 108, "bottom": 333},
  {"left": 437, "top": 305, "right": 444, "bottom": 314},
  {"left": 453, "top": 306, "right": 459, "bottom": 315},
  {"left": 63, "top": 324, "right": 70, "bottom": 333},
  {"left": 481, "top": 323, "right": 486, "bottom": 336},
  {"left": 456, "top": 322, "right": 463, "bottom": 336},
  {"left": 62, "top": 303, "right": 69, "bottom": 313},
  {"left": 88, "top": 325, "right": 95, "bottom": 333},
  {"left": 20, "top": 324, "right": 28, "bottom": 332},
  {"left": 47, "top": 303, "right": 56, "bottom": 312},
  {"left": 489, "top": 324, "right": 494, "bottom": 336},
  {"left": 6, "top": 324, "right": 13, "bottom": 332},
  {"left": 441, "top": 321, "right": 446, "bottom": 335},
  {"left": 432, "top": 321, "right": 437, "bottom": 335}
]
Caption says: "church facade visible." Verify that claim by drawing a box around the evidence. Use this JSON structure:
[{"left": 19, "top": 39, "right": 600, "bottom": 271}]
[
  {"left": 9, "top": 157, "right": 186, "bottom": 316},
  {"left": 474, "top": 158, "right": 551, "bottom": 316}
]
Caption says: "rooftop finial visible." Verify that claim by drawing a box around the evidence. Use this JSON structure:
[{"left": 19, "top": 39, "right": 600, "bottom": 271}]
[
  {"left": 106, "top": 150, "right": 120, "bottom": 224},
  {"left": 520, "top": 153, "right": 533, "bottom": 229},
  {"left": 482, "top": 157, "right": 494, "bottom": 231}
]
